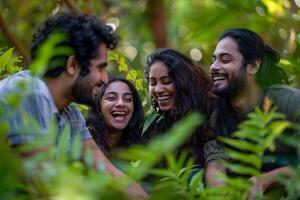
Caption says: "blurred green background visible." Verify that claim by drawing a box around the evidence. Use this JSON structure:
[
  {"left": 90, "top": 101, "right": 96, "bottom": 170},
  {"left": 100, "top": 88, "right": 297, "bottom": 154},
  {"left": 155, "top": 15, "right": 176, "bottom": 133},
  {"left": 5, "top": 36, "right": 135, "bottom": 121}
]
[{"left": 1, "top": 0, "right": 300, "bottom": 86}]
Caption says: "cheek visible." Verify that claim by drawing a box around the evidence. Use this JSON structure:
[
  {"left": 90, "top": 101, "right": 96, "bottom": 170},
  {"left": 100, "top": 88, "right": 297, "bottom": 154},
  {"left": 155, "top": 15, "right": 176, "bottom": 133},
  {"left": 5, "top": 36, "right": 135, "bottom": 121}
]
[
  {"left": 100, "top": 101, "right": 110, "bottom": 119},
  {"left": 149, "top": 85, "right": 156, "bottom": 96},
  {"left": 128, "top": 103, "right": 134, "bottom": 114},
  {"left": 169, "top": 84, "right": 176, "bottom": 95}
]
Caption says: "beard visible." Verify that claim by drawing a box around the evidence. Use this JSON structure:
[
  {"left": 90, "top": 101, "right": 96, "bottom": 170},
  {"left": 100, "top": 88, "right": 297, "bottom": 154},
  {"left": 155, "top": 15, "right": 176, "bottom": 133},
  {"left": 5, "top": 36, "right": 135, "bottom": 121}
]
[
  {"left": 213, "top": 64, "right": 247, "bottom": 98},
  {"left": 71, "top": 75, "right": 94, "bottom": 106}
]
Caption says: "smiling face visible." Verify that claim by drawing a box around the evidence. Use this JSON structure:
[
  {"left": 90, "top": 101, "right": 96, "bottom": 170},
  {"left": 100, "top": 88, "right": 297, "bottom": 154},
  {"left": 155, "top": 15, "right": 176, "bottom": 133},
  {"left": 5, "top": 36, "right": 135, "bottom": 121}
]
[
  {"left": 100, "top": 81, "right": 134, "bottom": 131},
  {"left": 210, "top": 37, "right": 248, "bottom": 98},
  {"left": 148, "top": 61, "right": 176, "bottom": 112},
  {"left": 72, "top": 43, "right": 108, "bottom": 106}
]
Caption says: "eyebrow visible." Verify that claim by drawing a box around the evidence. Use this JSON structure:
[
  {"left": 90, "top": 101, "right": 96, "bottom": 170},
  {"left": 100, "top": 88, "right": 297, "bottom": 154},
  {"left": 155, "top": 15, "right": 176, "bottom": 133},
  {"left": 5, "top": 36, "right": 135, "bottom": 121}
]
[
  {"left": 104, "top": 91, "right": 132, "bottom": 96},
  {"left": 149, "top": 75, "right": 169, "bottom": 80},
  {"left": 213, "top": 52, "right": 232, "bottom": 58},
  {"left": 98, "top": 62, "right": 108, "bottom": 68}
]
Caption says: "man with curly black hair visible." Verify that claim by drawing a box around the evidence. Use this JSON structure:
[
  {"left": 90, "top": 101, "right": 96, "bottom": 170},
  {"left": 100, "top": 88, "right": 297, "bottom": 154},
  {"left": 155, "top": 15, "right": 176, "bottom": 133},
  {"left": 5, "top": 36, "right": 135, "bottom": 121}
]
[{"left": 0, "top": 12, "right": 147, "bottom": 199}]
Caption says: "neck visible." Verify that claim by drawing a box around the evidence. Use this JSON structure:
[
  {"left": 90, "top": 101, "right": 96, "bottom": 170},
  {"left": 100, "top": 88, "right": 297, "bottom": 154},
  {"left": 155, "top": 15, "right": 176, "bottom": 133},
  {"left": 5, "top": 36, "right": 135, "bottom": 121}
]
[
  {"left": 44, "top": 77, "right": 72, "bottom": 111},
  {"left": 230, "top": 81, "right": 262, "bottom": 113},
  {"left": 106, "top": 130, "right": 123, "bottom": 148}
]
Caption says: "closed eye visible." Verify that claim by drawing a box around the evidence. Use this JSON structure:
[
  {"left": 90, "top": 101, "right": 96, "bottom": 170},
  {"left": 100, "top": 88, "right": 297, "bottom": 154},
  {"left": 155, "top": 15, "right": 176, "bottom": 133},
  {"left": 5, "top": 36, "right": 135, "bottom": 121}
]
[{"left": 220, "top": 54, "right": 233, "bottom": 63}]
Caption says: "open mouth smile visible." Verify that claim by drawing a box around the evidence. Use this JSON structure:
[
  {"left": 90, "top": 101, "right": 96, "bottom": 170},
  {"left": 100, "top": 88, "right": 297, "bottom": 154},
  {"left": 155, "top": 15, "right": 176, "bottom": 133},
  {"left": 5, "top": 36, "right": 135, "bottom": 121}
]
[
  {"left": 111, "top": 110, "right": 128, "bottom": 121},
  {"left": 212, "top": 73, "right": 228, "bottom": 82},
  {"left": 157, "top": 96, "right": 172, "bottom": 102}
]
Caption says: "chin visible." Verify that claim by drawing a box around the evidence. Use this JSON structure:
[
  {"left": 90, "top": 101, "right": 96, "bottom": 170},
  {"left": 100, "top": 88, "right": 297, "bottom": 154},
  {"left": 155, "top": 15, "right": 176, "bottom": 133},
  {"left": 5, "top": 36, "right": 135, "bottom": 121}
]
[
  {"left": 111, "top": 125, "right": 127, "bottom": 131},
  {"left": 159, "top": 107, "right": 172, "bottom": 112}
]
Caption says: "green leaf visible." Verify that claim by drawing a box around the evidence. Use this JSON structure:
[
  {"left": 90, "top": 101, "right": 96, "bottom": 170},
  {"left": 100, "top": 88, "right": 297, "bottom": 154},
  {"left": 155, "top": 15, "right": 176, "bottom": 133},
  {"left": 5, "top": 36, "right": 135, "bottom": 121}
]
[
  {"left": 224, "top": 148, "right": 262, "bottom": 169},
  {"left": 189, "top": 169, "right": 204, "bottom": 195},
  {"left": 118, "top": 56, "right": 128, "bottom": 72},
  {"left": 30, "top": 32, "right": 72, "bottom": 77},
  {"left": 0, "top": 48, "right": 13, "bottom": 72},
  {"left": 134, "top": 78, "right": 143, "bottom": 91},
  {"left": 126, "top": 68, "right": 137, "bottom": 81},
  {"left": 142, "top": 111, "right": 160, "bottom": 135},
  {"left": 83, "top": 148, "right": 94, "bottom": 168},
  {"left": 56, "top": 125, "right": 70, "bottom": 160},
  {"left": 130, "top": 159, "right": 141, "bottom": 168},
  {"left": 220, "top": 137, "right": 264, "bottom": 155},
  {"left": 297, "top": 33, "right": 300, "bottom": 45},
  {"left": 150, "top": 168, "right": 174, "bottom": 177},
  {"left": 224, "top": 161, "right": 260, "bottom": 176},
  {"left": 70, "top": 133, "right": 82, "bottom": 161}
]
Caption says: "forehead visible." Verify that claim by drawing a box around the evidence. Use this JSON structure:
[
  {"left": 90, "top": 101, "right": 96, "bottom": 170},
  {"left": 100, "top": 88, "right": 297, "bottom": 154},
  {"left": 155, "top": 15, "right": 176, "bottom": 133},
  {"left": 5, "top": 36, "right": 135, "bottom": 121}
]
[
  {"left": 104, "top": 81, "right": 132, "bottom": 94},
  {"left": 214, "top": 37, "right": 241, "bottom": 56},
  {"left": 96, "top": 43, "right": 108, "bottom": 60},
  {"left": 149, "top": 61, "right": 169, "bottom": 77}
]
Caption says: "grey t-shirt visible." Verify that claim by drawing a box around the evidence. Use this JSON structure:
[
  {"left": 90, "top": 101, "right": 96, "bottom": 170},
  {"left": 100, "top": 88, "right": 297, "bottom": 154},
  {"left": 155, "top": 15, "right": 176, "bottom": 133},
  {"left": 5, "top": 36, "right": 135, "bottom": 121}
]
[
  {"left": 204, "top": 84, "right": 300, "bottom": 167},
  {"left": 0, "top": 70, "right": 91, "bottom": 145}
]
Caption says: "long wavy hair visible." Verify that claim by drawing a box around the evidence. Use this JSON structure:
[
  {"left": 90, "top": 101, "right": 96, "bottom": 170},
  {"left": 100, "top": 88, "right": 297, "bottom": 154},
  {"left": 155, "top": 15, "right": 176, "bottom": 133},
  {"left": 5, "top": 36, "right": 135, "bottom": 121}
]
[
  {"left": 86, "top": 77, "right": 144, "bottom": 155},
  {"left": 144, "top": 48, "right": 211, "bottom": 122},
  {"left": 144, "top": 48, "right": 212, "bottom": 165}
]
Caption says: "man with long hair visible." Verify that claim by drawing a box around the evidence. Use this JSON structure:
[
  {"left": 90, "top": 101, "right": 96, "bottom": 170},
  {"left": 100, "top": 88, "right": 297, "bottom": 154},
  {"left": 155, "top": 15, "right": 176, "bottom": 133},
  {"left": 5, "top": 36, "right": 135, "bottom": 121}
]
[{"left": 205, "top": 28, "right": 300, "bottom": 197}]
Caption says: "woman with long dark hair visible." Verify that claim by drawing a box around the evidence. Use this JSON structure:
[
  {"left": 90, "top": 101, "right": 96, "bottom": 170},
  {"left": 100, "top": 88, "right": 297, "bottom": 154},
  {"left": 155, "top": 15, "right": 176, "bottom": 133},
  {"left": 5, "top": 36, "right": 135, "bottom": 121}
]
[
  {"left": 87, "top": 77, "right": 144, "bottom": 156},
  {"left": 143, "top": 48, "right": 212, "bottom": 166}
]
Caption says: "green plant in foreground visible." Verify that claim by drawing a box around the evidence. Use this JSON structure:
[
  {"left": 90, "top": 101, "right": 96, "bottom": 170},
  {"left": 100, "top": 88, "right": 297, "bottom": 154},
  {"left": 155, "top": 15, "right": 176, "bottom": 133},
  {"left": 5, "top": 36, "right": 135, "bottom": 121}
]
[{"left": 202, "top": 106, "right": 291, "bottom": 200}]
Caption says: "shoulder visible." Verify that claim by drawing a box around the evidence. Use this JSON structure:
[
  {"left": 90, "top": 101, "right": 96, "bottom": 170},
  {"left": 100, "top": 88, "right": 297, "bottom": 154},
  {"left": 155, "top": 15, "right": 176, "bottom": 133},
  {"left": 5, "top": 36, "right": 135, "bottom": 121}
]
[
  {"left": 61, "top": 103, "right": 92, "bottom": 139},
  {"left": 266, "top": 84, "right": 300, "bottom": 106},
  {"left": 266, "top": 84, "right": 300, "bottom": 122},
  {"left": 1, "top": 71, "right": 57, "bottom": 117},
  {"left": 267, "top": 84, "right": 300, "bottom": 96},
  {"left": 61, "top": 103, "right": 84, "bottom": 120}
]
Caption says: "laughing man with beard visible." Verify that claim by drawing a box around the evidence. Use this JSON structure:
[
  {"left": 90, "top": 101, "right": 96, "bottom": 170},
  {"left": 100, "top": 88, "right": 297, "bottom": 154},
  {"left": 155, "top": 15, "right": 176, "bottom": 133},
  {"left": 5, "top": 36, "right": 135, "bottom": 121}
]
[
  {"left": 0, "top": 12, "right": 147, "bottom": 199},
  {"left": 204, "top": 28, "right": 300, "bottom": 197}
]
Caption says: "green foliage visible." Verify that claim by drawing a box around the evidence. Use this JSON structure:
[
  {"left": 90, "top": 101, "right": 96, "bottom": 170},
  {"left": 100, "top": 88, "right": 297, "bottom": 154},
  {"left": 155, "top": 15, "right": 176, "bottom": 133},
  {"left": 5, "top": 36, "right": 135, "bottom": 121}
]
[
  {"left": 30, "top": 32, "right": 73, "bottom": 76},
  {"left": 149, "top": 151, "right": 205, "bottom": 200},
  {"left": 1, "top": 1, "right": 300, "bottom": 198},
  {"left": 109, "top": 51, "right": 145, "bottom": 92},
  {"left": 204, "top": 106, "right": 292, "bottom": 199},
  {"left": 117, "top": 112, "right": 204, "bottom": 180},
  {"left": 0, "top": 48, "right": 22, "bottom": 79}
]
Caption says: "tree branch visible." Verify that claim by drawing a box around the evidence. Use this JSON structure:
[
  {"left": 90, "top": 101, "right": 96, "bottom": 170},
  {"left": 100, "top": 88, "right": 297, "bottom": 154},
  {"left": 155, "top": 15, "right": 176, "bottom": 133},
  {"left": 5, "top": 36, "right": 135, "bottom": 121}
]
[
  {"left": 0, "top": 13, "right": 29, "bottom": 63},
  {"left": 61, "top": 0, "right": 81, "bottom": 13}
]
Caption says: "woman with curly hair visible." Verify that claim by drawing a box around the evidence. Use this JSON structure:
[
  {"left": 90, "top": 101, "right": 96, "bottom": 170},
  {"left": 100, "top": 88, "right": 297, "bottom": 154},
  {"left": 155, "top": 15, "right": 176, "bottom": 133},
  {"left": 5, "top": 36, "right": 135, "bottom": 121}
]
[
  {"left": 87, "top": 77, "right": 144, "bottom": 156},
  {"left": 143, "top": 48, "right": 212, "bottom": 166}
]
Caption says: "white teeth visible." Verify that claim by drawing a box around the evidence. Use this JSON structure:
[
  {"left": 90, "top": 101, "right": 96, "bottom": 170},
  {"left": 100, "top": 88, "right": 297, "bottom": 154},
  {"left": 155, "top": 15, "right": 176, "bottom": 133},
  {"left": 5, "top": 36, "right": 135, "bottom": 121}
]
[
  {"left": 158, "top": 96, "right": 171, "bottom": 101},
  {"left": 112, "top": 111, "right": 126, "bottom": 115},
  {"left": 213, "top": 74, "right": 227, "bottom": 81},
  {"left": 111, "top": 111, "right": 127, "bottom": 118}
]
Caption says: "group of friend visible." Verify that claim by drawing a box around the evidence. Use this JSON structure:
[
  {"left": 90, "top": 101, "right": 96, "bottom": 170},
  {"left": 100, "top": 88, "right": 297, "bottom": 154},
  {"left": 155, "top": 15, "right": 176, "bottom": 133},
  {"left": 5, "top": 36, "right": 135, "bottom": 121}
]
[{"left": 1, "top": 11, "right": 300, "bottom": 199}]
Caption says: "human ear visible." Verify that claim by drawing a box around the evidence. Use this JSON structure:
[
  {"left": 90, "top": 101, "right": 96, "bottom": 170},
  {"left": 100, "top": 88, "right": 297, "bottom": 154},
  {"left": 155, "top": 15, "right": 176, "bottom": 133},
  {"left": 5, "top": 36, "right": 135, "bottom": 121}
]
[
  {"left": 65, "top": 55, "right": 80, "bottom": 76},
  {"left": 249, "top": 60, "right": 261, "bottom": 75}
]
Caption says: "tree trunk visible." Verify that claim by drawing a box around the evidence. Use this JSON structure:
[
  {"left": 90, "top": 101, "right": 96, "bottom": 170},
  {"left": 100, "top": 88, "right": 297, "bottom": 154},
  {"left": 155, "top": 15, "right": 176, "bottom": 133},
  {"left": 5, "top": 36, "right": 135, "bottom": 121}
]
[{"left": 147, "top": 0, "right": 168, "bottom": 48}]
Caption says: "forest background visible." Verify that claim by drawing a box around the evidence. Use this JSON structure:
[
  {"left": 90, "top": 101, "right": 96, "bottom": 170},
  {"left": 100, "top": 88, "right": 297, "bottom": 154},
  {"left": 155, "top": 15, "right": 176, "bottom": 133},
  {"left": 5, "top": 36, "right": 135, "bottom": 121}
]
[{"left": 1, "top": 0, "right": 300, "bottom": 199}]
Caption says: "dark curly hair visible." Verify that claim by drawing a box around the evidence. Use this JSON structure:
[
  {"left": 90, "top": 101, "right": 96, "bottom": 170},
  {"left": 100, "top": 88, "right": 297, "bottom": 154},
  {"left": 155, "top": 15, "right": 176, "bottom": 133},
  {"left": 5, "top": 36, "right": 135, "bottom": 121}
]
[
  {"left": 30, "top": 11, "right": 118, "bottom": 77},
  {"left": 144, "top": 48, "right": 212, "bottom": 165},
  {"left": 86, "top": 77, "right": 144, "bottom": 155}
]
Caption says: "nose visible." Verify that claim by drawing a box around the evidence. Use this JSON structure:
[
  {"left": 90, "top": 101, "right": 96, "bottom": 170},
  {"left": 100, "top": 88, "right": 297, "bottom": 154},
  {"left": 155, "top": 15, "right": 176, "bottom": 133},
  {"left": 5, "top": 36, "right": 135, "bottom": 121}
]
[
  {"left": 115, "top": 97, "right": 125, "bottom": 107},
  {"left": 210, "top": 60, "right": 220, "bottom": 73},
  {"left": 100, "top": 69, "right": 108, "bottom": 84},
  {"left": 154, "top": 82, "right": 164, "bottom": 94}
]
